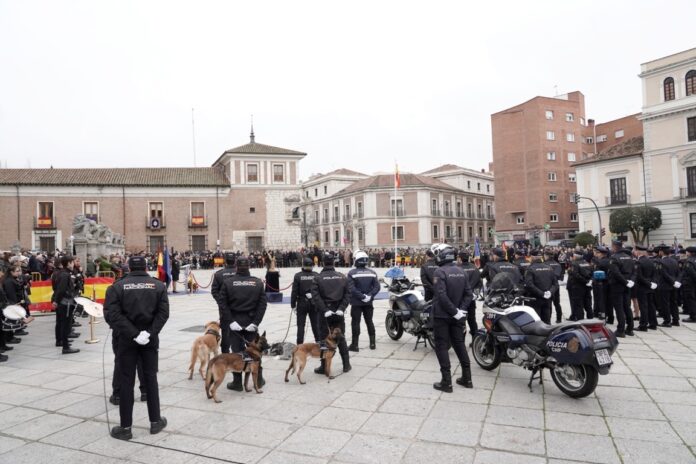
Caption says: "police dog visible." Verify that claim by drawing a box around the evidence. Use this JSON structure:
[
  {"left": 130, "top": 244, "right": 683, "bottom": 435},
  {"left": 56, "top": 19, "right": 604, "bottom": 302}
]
[
  {"left": 188, "top": 321, "right": 221, "bottom": 380},
  {"left": 284, "top": 327, "right": 342, "bottom": 384},
  {"left": 205, "top": 331, "right": 268, "bottom": 403}
]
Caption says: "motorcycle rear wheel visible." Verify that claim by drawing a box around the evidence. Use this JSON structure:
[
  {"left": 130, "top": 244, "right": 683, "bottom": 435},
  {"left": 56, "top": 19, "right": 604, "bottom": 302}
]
[
  {"left": 471, "top": 333, "right": 501, "bottom": 371},
  {"left": 385, "top": 312, "right": 403, "bottom": 340},
  {"left": 550, "top": 364, "right": 599, "bottom": 398}
]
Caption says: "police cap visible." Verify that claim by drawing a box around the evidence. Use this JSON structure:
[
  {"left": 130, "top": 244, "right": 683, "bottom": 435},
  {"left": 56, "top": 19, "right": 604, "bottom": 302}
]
[
  {"left": 492, "top": 248, "right": 504, "bottom": 258},
  {"left": 686, "top": 247, "right": 696, "bottom": 254},
  {"left": 224, "top": 252, "right": 236, "bottom": 265},
  {"left": 323, "top": 252, "right": 335, "bottom": 266},
  {"left": 458, "top": 250, "right": 470, "bottom": 262},
  {"left": 236, "top": 256, "right": 250, "bottom": 269},
  {"left": 594, "top": 245, "right": 609, "bottom": 254},
  {"left": 128, "top": 256, "right": 146, "bottom": 271}
]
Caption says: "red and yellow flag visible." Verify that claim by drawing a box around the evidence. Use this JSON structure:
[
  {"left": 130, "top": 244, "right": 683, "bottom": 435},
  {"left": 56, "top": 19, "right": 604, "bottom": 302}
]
[
  {"left": 28, "top": 277, "right": 114, "bottom": 312},
  {"left": 395, "top": 163, "right": 401, "bottom": 189}
]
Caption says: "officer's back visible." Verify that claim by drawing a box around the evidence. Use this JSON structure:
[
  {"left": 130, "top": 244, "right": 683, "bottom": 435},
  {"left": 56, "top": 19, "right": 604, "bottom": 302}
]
[
  {"left": 312, "top": 264, "right": 350, "bottom": 308},
  {"left": 291, "top": 265, "right": 319, "bottom": 307},
  {"left": 347, "top": 265, "right": 379, "bottom": 306},
  {"left": 220, "top": 271, "right": 265, "bottom": 323},
  {"left": 525, "top": 258, "right": 557, "bottom": 294},
  {"left": 433, "top": 260, "right": 472, "bottom": 318}
]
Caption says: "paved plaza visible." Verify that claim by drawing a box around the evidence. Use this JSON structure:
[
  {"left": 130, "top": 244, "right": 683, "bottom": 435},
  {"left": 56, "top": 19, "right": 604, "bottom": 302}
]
[{"left": 1, "top": 267, "right": 696, "bottom": 464}]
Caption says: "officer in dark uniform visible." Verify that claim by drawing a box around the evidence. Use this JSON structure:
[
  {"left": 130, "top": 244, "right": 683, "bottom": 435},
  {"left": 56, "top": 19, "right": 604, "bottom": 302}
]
[
  {"left": 481, "top": 248, "right": 522, "bottom": 286},
  {"left": 544, "top": 251, "right": 566, "bottom": 322},
  {"left": 458, "top": 250, "right": 481, "bottom": 336},
  {"left": 431, "top": 244, "right": 473, "bottom": 392},
  {"left": 347, "top": 251, "right": 380, "bottom": 351},
  {"left": 4, "top": 266, "right": 29, "bottom": 337},
  {"left": 420, "top": 250, "right": 438, "bottom": 301},
  {"left": 635, "top": 245, "right": 658, "bottom": 331},
  {"left": 567, "top": 249, "right": 593, "bottom": 321},
  {"left": 514, "top": 249, "right": 531, "bottom": 279},
  {"left": 656, "top": 245, "right": 680, "bottom": 327},
  {"left": 106, "top": 256, "right": 169, "bottom": 441},
  {"left": 524, "top": 250, "right": 558, "bottom": 323},
  {"left": 608, "top": 240, "right": 635, "bottom": 337},
  {"left": 219, "top": 256, "right": 267, "bottom": 391},
  {"left": 52, "top": 256, "right": 80, "bottom": 354},
  {"left": 311, "top": 252, "right": 352, "bottom": 374},
  {"left": 290, "top": 257, "right": 320, "bottom": 345},
  {"left": 681, "top": 247, "right": 696, "bottom": 323},
  {"left": 592, "top": 246, "right": 611, "bottom": 321},
  {"left": 211, "top": 252, "right": 236, "bottom": 353}
]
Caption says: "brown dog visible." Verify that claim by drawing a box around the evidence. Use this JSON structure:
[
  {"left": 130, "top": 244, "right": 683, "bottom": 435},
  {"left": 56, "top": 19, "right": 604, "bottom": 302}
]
[
  {"left": 284, "top": 327, "right": 342, "bottom": 384},
  {"left": 205, "top": 331, "right": 269, "bottom": 403},
  {"left": 188, "top": 321, "right": 222, "bottom": 380}
]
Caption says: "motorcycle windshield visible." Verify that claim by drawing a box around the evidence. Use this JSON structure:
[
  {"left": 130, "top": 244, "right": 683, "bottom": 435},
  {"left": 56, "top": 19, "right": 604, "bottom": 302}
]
[
  {"left": 487, "top": 273, "right": 519, "bottom": 295},
  {"left": 385, "top": 267, "right": 405, "bottom": 279}
]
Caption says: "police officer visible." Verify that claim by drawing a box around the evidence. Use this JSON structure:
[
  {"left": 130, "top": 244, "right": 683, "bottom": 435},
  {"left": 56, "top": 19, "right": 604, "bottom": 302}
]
[
  {"left": 211, "top": 252, "right": 236, "bottom": 353},
  {"left": 656, "top": 245, "right": 680, "bottom": 327},
  {"left": 347, "top": 251, "right": 380, "bottom": 351},
  {"left": 458, "top": 250, "right": 481, "bottom": 336},
  {"left": 544, "top": 250, "right": 566, "bottom": 323},
  {"left": 311, "top": 252, "right": 351, "bottom": 374},
  {"left": 567, "top": 249, "right": 593, "bottom": 321},
  {"left": 431, "top": 244, "right": 473, "bottom": 392},
  {"left": 106, "top": 256, "right": 169, "bottom": 441},
  {"left": 524, "top": 250, "right": 558, "bottom": 324},
  {"left": 681, "top": 247, "right": 696, "bottom": 323},
  {"left": 481, "top": 248, "right": 522, "bottom": 286},
  {"left": 420, "top": 249, "right": 438, "bottom": 301},
  {"left": 635, "top": 245, "right": 658, "bottom": 331},
  {"left": 514, "top": 249, "right": 531, "bottom": 278},
  {"left": 592, "top": 246, "right": 611, "bottom": 321},
  {"left": 52, "top": 256, "right": 80, "bottom": 354},
  {"left": 3, "top": 265, "right": 29, "bottom": 336},
  {"left": 608, "top": 240, "right": 635, "bottom": 337},
  {"left": 219, "top": 256, "right": 267, "bottom": 391},
  {"left": 290, "top": 257, "right": 320, "bottom": 345}
]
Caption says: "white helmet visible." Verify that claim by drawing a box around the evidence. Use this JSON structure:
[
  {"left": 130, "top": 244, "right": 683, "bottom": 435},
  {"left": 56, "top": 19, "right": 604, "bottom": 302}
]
[{"left": 354, "top": 250, "right": 369, "bottom": 267}]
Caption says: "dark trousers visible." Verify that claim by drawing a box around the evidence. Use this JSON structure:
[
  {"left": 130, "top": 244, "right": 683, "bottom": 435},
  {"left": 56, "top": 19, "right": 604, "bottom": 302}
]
[
  {"left": 230, "top": 329, "right": 256, "bottom": 353},
  {"left": 55, "top": 304, "right": 74, "bottom": 349},
  {"left": 636, "top": 289, "right": 658, "bottom": 328},
  {"left": 318, "top": 315, "right": 349, "bottom": 360},
  {"left": 466, "top": 300, "right": 478, "bottom": 334},
  {"left": 220, "top": 325, "right": 231, "bottom": 354},
  {"left": 112, "top": 334, "right": 145, "bottom": 397},
  {"left": 593, "top": 282, "right": 607, "bottom": 317},
  {"left": 657, "top": 288, "right": 679, "bottom": 324},
  {"left": 350, "top": 304, "right": 375, "bottom": 339},
  {"left": 531, "top": 298, "right": 552, "bottom": 324},
  {"left": 433, "top": 317, "right": 470, "bottom": 374},
  {"left": 117, "top": 337, "right": 161, "bottom": 428},
  {"left": 568, "top": 286, "right": 593, "bottom": 320},
  {"left": 552, "top": 289, "right": 562, "bottom": 321},
  {"left": 296, "top": 303, "right": 319, "bottom": 344},
  {"left": 609, "top": 286, "right": 633, "bottom": 333},
  {"left": 683, "top": 286, "right": 696, "bottom": 319}
]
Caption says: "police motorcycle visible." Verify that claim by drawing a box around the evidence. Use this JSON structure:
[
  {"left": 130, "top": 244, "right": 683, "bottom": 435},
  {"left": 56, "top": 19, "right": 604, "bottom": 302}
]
[
  {"left": 382, "top": 267, "right": 435, "bottom": 350},
  {"left": 471, "top": 273, "right": 619, "bottom": 398}
]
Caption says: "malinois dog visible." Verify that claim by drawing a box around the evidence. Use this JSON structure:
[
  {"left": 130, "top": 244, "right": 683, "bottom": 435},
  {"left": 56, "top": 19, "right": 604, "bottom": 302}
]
[
  {"left": 284, "top": 327, "right": 342, "bottom": 384},
  {"left": 188, "top": 321, "right": 221, "bottom": 380},
  {"left": 205, "top": 331, "right": 269, "bottom": 403}
]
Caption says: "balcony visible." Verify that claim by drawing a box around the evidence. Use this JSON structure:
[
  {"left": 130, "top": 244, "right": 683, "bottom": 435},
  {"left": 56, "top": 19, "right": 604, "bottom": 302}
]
[
  {"left": 389, "top": 208, "right": 406, "bottom": 217},
  {"left": 444, "top": 210, "right": 453, "bottom": 217},
  {"left": 332, "top": 215, "right": 341, "bottom": 223},
  {"left": 353, "top": 212, "right": 364, "bottom": 219},
  {"left": 146, "top": 216, "right": 166, "bottom": 229},
  {"left": 431, "top": 209, "right": 441, "bottom": 217},
  {"left": 322, "top": 217, "right": 329, "bottom": 224},
  {"left": 188, "top": 215, "right": 208, "bottom": 228},
  {"left": 477, "top": 212, "right": 484, "bottom": 219},
  {"left": 34, "top": 216, "right": 57, "bottom": 230},
  {"left": 456, "top": 211, "right": 464, "bottom": 218},
  {"left": 605, "top": 195, "right": 630, "bottom": 206},
  {"left": 680, "top": 188, "right": 696, "bottom": 200}
]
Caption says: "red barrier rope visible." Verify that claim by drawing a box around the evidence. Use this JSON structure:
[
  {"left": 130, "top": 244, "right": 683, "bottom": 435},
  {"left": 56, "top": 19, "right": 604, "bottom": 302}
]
[{"left": 261, "top": 281, "right": 293, "bottom": 292}]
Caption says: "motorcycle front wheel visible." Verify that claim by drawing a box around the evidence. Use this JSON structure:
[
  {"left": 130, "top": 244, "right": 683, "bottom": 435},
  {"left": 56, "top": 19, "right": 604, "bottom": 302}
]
[
  {"left": 550, "top": 364, "right": 599, "bottom": 398},
  {"left": 471, "top": 333, "right": 501, "bottom": 371},
  {"left": 385, "top": 312, "right": 403, "bottom": 340}
]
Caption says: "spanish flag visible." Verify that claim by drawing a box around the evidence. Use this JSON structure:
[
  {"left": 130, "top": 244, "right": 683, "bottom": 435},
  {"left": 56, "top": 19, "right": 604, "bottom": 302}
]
[
  {"left": 395, "top": 163, "right": 401, "bottom": 189},
  {"left": 28, "top": 277, "right": 114, "bottom": 312}
]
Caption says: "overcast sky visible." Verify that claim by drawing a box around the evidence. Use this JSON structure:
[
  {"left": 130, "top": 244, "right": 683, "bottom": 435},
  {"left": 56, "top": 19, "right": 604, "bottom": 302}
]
[{"left": 1, "top": 1, "right": 694, "bottom": 179}]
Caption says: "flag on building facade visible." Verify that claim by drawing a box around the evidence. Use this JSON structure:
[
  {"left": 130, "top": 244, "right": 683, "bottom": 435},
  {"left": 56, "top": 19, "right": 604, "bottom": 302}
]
[{"left": 395, "top": 163, "right": 401, "bottom": 189}]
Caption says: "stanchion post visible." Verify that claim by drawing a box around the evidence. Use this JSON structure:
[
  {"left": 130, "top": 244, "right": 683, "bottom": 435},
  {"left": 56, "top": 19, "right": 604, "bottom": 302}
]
[{"left": 85, "top": 284, "right": 100, "bottom": 344}]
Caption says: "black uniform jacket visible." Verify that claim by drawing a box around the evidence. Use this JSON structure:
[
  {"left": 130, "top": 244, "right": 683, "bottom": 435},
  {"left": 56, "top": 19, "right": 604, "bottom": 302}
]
[
  {"left": 311, "top": 266, "right": 351, "bottom": 313},
  {"left": 219, "top": 273, "right": 267, "bottom": 327},
  {"left": 348, "top": 267, "right": 380, "bottom": 306},
  {"left": 211, "top": 266, "right": 236, "bottom": 307},
  {"left": 524, "top": 262, "right": 559, "bottom": 297},
  {"left": 291, "top": 270, "right": 319, "bottom": 309},
  {"left": 433, "top": 263, "right": 473, "bottom": 319}
]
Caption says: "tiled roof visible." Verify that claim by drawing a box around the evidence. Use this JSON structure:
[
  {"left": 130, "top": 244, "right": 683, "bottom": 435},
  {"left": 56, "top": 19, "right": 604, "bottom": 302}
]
[
  {"left": 0, "top": 168, "right": 230, "bottom": 187},
  {"left": 223, "top": 142, "right": 306, "bottom": 156},
  {"left": 420, "top": 164, "right": 463, "bottom": 174},
  {"left": 324, "top": 168, "right": 367, "bottom": 176},
  {"left": 337, "top": 173, "right": 461, "bottom": 195},
  {"left": 572, "top": 136, "right": 644, "bottom": 167}
]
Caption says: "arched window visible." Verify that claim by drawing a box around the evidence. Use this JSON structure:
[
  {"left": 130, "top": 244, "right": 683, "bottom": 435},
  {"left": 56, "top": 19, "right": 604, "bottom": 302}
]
[
  {"left": 664, "top": 77, "right": 675, "bottom": 101},
  {"left": 687, "top": 70, "right": 696, "bottom": 96}
]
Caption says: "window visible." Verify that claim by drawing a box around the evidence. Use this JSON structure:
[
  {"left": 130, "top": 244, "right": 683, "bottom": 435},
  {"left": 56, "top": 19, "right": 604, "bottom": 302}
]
[
  {"left": 546, "top": 131, "right": 555, "bottom": 141},
  {"left": 548, "top": 172, "right": 557, "bottom": 181},
  {"left": 391, "top": 198, "right": 404, "bottom": 216},
  {"left": 479, "top": 227, "right": 483, "bottom": 238},
  {"left": 569, "top": 193, "right": 576, "bottom": 203},
  {"left": 457, "top": 226, "right": 462, "bottom": 240},
  {"left": 149, "top": 202, "right": 163, "bottom": 218},
  {"left": 345, "top": 204, "right": 351, "bottom": 219},
  {"left": 333, "top": 205, "right": 339, "bottom": 221},
  {"left": 191, "top": 235, "right": 206, "bottom": 252},
  {"left": 688, "top": 117, "right": 696, "bottom": 142},
  {"left": 249, "top": 207, "right": 256, "bottom": 213},
  {"left": 433, "top": 224, "right": 439, "bottom": 239},
  {"left": 550, "top": 213, "right": 559, "bottom": 222},
  {"left": 486, "top": 184, "right": 490, "bottom": 192},
  {"left": 597, "top": 134, "right": 607, "bottom": 142},
  {"left": 467, "top": 180, "right": 471, "bottom": 189},
  {"left": 610, "top": 177, "right": 628, "bottom": 205},
  {"left": 547, "top": 151, "right": 556, "bottom": 161},
  {"left": 334, "top": 230, "right": 339, "bottom": 245},
  {"left": 445, "top": 225, "right": 451, "bottom": 238},
  {"left": 687, "top": 70, "right": 696, "bottom": 96},
  {"left": 566, "top": 133, "right": 575, "bottom": 142},
  {"left": 324, "top": 186, "right": 328, "bottom": 194},
  {"left": 456, "top": 202, "right": 462, "bottom": 216},
  {"left": 568, "top": 173, "right": 576, "bottom": 182},
  {"left": 580, "top": 117, "right": 585, "bottom": 126},
  {"left": 477, "top": 182, "right": 481, "bottom": 191},
  {"left": 516, "top": 215, "right": 525, "bottom": 225},
  {"left": 83, "top": 202, "right": 98, "bottom": 221},
  {"left": 664, "top": 77, "right": 675, "bottom": 101},
  {"left": 549, "top": 193, "right": 558, "bottom": 202},
  {"left": 358, "top": 227, "right": 364, "bottom": 241},
  {"left": 305, "top": 191, "right": 309, "bottom": 198},
  {"left": 246, "top": 163, "right": 258, "bottom": 183},
  {"left": 190, "top": 202, "right": 205, "bottom": 226},
  {"left": 477, "top": 204, "right": 482, "bottom": 217},
  {"left": 468, "top": 226, "right": 473, "bottom": 239},
  {"left": 687, "top": 166, "right": 696, "bottom": 196},
  {"left": 570, "top": 212, "right": 578, "bottom": 222},
  {"left": 314, "top": 188, "right": 318, "bottom": 197},
  {"left": 487, "top": 204, "right": 492, "bottom": 218},
  {"left": 431, "top": 199, "right": 438, "bottom": 215},
  {"left": 323, "top": 208, "right": 329, "bottom": 221},
  {"left": 467, "top": 203, "right": 473, "bottom": 217},
  {"left": 566, "top": 113, "right": 574, "bottom": 122},
  {"left": 357, "top": 202, "right": 363, "bottom": 217},
  {"left": 586, "top": 137, "right": 594, "bottom": 144},
  {"left": 545, "top": 110, "right": 554, "bottom": 120},
  {"left": 615, "top": 129, "right": 624, "bottom": 139},
  {"left": 314, "top": 210, "right": 319, "bottom": 223},
  {"left": 568, "top": 152, "right": 576, "bottom": 162},
  {"left": 37, "top": 201, "right": 54, "bottom": 227},
  {"left": 691, "top": 213, "right": 696, "bottom": 239},
  {"left": 273, "top": 164, "right": 284, "bottom": 183},
  {"left": 324, "top": 231, "right": 329, "bottom": 244}
]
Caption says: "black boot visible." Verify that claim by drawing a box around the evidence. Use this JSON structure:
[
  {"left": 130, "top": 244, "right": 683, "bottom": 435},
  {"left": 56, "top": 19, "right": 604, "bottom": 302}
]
[
  {"left": 110, "top": 426, "right": 132, "bottom": 441},
  {"left": 433, "top": 371, "right": 453, "bottom": 393},
  {"left": 341, "top": 353, "right": 352, "bottom": 373},
  {"left": 348, "top": 335, "right": 359, "bottom": 352},
  {"left": 150, "top": 417, "right": 167, "bottom": 435},
  {"left": 314, "top": 359, "right": 326, "bottom": 375},
  {"left": 226, "top": 372, "right": 243, "bottom": 391},
  {"left": 369, "top": 334, "right": 376, "bottom": 350},
  {"left": 456, "top": 367, "right": 474, "bottom": 388}
]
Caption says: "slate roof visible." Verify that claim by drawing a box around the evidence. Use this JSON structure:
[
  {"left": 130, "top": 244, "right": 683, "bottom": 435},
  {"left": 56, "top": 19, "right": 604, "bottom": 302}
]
[
  {"left": 572, "top": 136, "right": 644, "bottom": 167},
  {"left": 337, "top": 173, "right": 461, "bottom": 195},
  {"left": 0, "top": 167, "right": 230, "bottom": 187},
  {"left": 222, "top": 142, "right": 306, "bottom": 156}
]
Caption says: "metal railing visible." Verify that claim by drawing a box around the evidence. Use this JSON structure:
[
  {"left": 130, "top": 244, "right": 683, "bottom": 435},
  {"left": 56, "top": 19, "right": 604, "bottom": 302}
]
[
  {"left": 680, "top": 188, "right": 696, "bottom": 200},
  {"left": 146, "top": 216, "right": 166, "bottom": 229},
  {"left": 431, "top": 209, "right": 441, "bottom": 216},
  {"left": 389, "top": 208, "right": 406, "bottom": 217},
  {"left": 605, "top": 195, "right": 630, "bottom": 206}
]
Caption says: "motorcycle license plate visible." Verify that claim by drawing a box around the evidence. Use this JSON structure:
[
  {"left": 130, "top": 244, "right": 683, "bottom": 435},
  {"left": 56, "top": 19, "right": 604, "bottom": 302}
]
[{"left": 595, "top": 349, "right": 612, "bottom": 366}]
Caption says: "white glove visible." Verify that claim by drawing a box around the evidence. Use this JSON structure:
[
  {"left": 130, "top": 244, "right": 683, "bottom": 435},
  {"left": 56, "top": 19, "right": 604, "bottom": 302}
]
[
  {"left": 650, "top": 282, "right": 658, "bottom": 290},
  {"left": 453, "top": 309, "right": 467, "bottom": 320},
  {"left": 335, "top": 310, "right": 344, "bottom": 317},
  {"left": 305, "top": 292, "right": 312, "bottom": 299},
  {"left": 134, "top": 330, "right": 150, "bottom": 345},
  {"left": 362, "top": 294, "right": 371, "bottom": 303},
  {"left": 324, "top": 310, "right": 333, "bottom": 318},
  {"left": 230, "top": 321, "right": 243, "bottom": 331},
  {"left": 586, "top": 281, "right": 593, "bottom": 287},
  {"left": 626, "top": 280, "right": 635, "bottom": 289},
  {"left": 543, "top": 291, "right": 552, "bottom": 299},
  {"left": 674, "top": 281, "right": 682, "bottom": 289},
  {"left": 246, "top": 323, "right": 258, "bottom": 332}
]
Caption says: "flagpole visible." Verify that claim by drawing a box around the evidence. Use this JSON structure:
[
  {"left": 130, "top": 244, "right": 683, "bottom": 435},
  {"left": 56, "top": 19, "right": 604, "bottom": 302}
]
[{"left": 394, "top": 171, "right": 397, "bottom": 267}]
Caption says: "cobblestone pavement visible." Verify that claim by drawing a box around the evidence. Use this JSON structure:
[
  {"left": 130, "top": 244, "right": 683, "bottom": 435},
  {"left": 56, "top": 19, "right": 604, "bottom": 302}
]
[{"left": 1, "top": 267, "right": 696, "bottom": 464}]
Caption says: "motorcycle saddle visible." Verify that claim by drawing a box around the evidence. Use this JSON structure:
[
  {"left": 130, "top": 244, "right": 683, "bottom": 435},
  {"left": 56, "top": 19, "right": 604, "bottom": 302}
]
[{"left": 521, "top": 320, "right": 582, "bottom": 337}]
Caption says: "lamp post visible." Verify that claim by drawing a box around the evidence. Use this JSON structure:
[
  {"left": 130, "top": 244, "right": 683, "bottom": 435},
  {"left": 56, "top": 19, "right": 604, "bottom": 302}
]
[{"left": 575, "top": 194, "right": 603, "bottom": 244}]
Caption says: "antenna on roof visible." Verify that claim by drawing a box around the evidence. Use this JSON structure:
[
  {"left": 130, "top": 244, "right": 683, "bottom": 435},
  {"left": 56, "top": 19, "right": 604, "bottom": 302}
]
[
  {"left": 250, "top": 114, "right": 255, "bottom": 143},
  {"left": 191, "top": 108, "right": 197, "bottom": 167}
]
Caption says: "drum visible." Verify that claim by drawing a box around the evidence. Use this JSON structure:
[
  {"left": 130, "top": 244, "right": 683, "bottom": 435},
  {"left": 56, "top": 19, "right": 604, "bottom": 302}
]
[
  {"left": 2, "top": 305, "right": 27, "bottom": 332},
  {"left": 74, "top": 297, "right": 103, "bottom": 318}
]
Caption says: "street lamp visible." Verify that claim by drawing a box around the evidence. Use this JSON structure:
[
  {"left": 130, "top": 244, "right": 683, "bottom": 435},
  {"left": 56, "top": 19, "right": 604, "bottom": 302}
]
[{"left": 574, "top": 194, "right": 603, "bottom": 244}]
